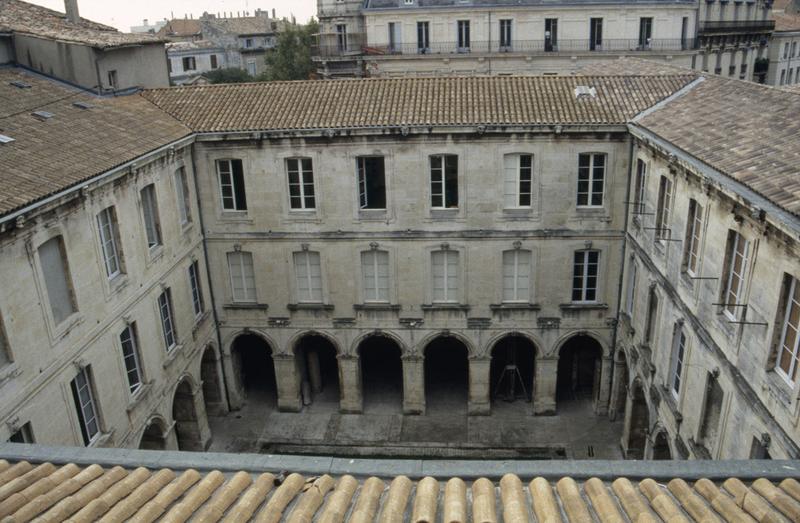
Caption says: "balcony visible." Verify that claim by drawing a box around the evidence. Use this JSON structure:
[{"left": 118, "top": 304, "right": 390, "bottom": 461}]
[
  {"left": 698, "top": 20, "right": 775, "bottom": 34},
  {"left": 313, "top": 32, "right": 366, "bottom": 59}
]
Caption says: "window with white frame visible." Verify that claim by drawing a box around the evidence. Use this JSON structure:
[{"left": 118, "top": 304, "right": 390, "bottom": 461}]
[
  {"left": 775, "top": 275, "right": 800, "bottom": 384},
  {"left": 188, "top": 260, "right": 205, "bottom": 317},
  {"left": 499, "top": 19, "right": 512, "bottom": 49},
  {"left": 0, "top": 311, "right": 11, "bottom": 367},
  {"left": 654, "top": 175, "right": 673, "bottom": 241},
  {"left": 217, "top": 159, "right": 248, "bottom": 211},
  {"left": 571, "top": 250, "right": 599, "bottom": 302},
  {"left": 576, "top": 153, "right": 605, "bottom": 207},
  {"left": 119, "top": 323, "right": 143, "bottom": 394},
  {"left": 432, "top": 249, "right": 460, "bottom": 303},
  {"left": 503, "top": 153, "right": 532, "bottom": 208},
  {"left": 633, "top": 158, "right": 647, "bottom": 214},
  {"left": 157, "top": 289, "right": 177, "bottom": 351},
  {"left": 669, "top": 323, "right": 686, "bottom": 399},
  {"left": 430, "top": 154, "right": 458, "bottom": 209},
  {"left": 70, "top": 366, "right": 100, "bottom": 445},
  {"left": 502, "top": 249, "right": 531, "bottom": 302},
  {"left": 294, "top": 250, "right": 323, "bottom": 303},
  {"left": 720, "top": 230, "right": 749, "bottom": 320},
  {"left": 357, "top": 156, "right": 386, "bottom": 210},
  {"left": 38, "top": 236, "right": 78, "bottom": 324},
  {"left": 228, "top": 251, "right": 257, "bottom": 302},
  {"left": 361, "top": 249, "right": 390, "bottom": 303},
  {"left": 682, "top": 199, "right": 703, "bottom": 275},
  {"left": 626, "top": 261, "right": 637, "bottom": 318},
  {"left": 287, "top": 158, "right": 315, "bottom": 210},
  {"left": 182, "top": 56, "right": 196, "bottom": 71},
  {"left": 140, "top": 184, "right": 162, "bottom": 249},
  {"left": 96, "top": 206, "right": 123, "bottom": 279},
  {"left": 175, "top": 167, "right": 192, "bottom": 226}
]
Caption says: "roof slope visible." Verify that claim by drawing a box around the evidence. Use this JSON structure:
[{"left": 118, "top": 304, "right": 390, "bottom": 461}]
[
  {"left": 0, "top": 69, "right": 191, "bottom": 217},
  {"left": 156, "top": 18, "right": 203, "bottom": 38},
  {"left": 142, "top": 75, "right": 697, "bottom": 132},
  {"left": 1, "top": 457, "right": 799, "bottom": 522}
]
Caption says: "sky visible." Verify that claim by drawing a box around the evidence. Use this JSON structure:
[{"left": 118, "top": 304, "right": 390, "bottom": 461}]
[{"left": 25, "top": 0, "right": 317, "bottom": 32}]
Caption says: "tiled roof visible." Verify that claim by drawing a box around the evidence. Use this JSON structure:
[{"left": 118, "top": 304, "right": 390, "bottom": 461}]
[
  {"left": 156, "top": 19, "right": 203, "bottom": 38},
  {"left": 0, "top": 0, "right": 165, "bottom": 49},
  {"left": 579, "top": 56, "right": 697, "bottom": 76},
  {"left": 0, "top": 68, "right": 191, "bottom": 217},
  {"left": 783, "top": 83, "right": 800, "bottom": 94},
  {"left": 204, "top": 16, "right": 284, "bottom": 36},
  {"left": 774, "top": 11, "right": 800, "bottom": 31},
  {"left": 1, "top": 458, "right": 799, "bottom": 522},
  {"left": 141, "top": 75, "right": 697, "bottom": 133}
]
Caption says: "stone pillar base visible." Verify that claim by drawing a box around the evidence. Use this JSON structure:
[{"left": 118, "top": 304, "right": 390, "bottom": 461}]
[
  {"left": 468, "top": 401, "right": 491, "bottom": 416},
  {"left": 338, "top": 355, "right": 363, "bottom": 414},
  {"left": 274, "top": 355, "right": 302, "bottom": 412},
  {"left": 402, "top": 356, "right": 425, "bottom": 415}
]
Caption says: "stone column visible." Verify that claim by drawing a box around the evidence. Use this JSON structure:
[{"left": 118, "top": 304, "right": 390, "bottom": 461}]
[
  {"left": 595, "top": 356, "right": 613, "bottom": 416},
  {"left": 620, "top": 390, "right": 634, "bottom": 458},
  {"left": 338, "top": 354, "right": 363, "bottom": 414},
  {"left": 222, "top": 351, "right": 244, "bottom": 411},
  {"left": 468, "top": 356, "right": 491, "bottom": 416},
  {"left": 402, "top": 355, "right": 425, "bottom": 415},
  {"left": 533, "top": 357, "right": 558, "bottom": 415},
  {"left": 273, "top": 353, "right": 302, "bottom": 412},
  {"left": 608, "top": 358, "right": 626, "bottom": 421},
  {"left": 191, "top": 384, "right": 212, "bottom": 450}
]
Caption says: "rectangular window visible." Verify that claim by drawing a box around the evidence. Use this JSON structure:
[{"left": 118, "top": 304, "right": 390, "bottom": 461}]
[
  {"left": 571, "top": 250, "right": 599, "bottom": 302},
  {"left": 210, "top": 54, "right": 218, "bottom": 69},
  {"left": 336, "top": 24, "right": 348, "bottom": 51},
  {"left": 247, "top": 60, "right": 257, "bottom": 76},
  {"left": 577, "top": 153, "right": 605, "bottom": 207},
  {"left": 502, "top": 249, "right": 531, "bottom": 302},
  {"left": 670, "top": 325, "right": 686, "bottom": 399},
  {"left": 157, "top": 289, "right": 177, "bottom": 351},
  {"left": 8, "top": 422, "right": 34, "bottom": 443},
  {"left": 655, "top": 175, "right": 673, "bottom": 241},
  {"left": 626, "top": 262, "right": 637, "bottom": 318},
  {"left": 182, "top": 56, "right": 196, "bottom": 71},
  {"left": 776, "top": 275, "right": 800, "bottom": 384},
  {"left": 0, "top": 312, "right": 11, "bottom": 367},
  {"left": 175, "top": 167, "right": 192, "bottom": 226},
  {"left": 432, "top": 250, "right": 459, "bottom": 303},
  {"left": 361, "top": 250, "right": 390, "bottom": 303},
  {"left": 357, "top": 156, "right": 386, "bottom": 210},
  {"left": 97, "top": 206, "right": 123, "bottom": 279},
  {"left": 417, "top": 22, "right": 430, "bottom": 53},
  {"left": 638, "top": 17, "right": 653, "bottom": 49},
  {"left": 294, "top": 251, "right": 323, "bottom": 303},
  {"left": 590, "top": 18, "right": 603, "bottom": 50},
  {"left": 721, "top": 231, "right": 749, "bottom": 319},
  {"left": 499, "top": 19, "right": 512, "bottom": 49},
  {"left": 140, "top": 184, "right": 162, "bottom": 249},
  {"left": 544, "top": 18, "right": 558, "bottom": 51},
  {"left": 107, "top": 70, "right": 118, "bottom": 89},
  {"left": 38, "top": 236, "right": 78, "bottom": 324},
  {"left": 633, "top": 159, "right": 647, "bottom": 214},
  {"left": 188, "top": 260, "right": 205, "bottom": 317},
  {"left": 287, "top": 158, "right": 315, "bottom": 210},
  {"left": 784, "top": 43, "right": 790, "bottom": 59},
  {"left": 388, "top": 22, "right": 401, "bottom": 52},
  {"left": 457, "top": 20, "right": 470, "bottom": 51},
  {"left": 682, "top": 199, "right": 703, "bottom": 275},
  {"left": 71, "top": 366, "right": 100, "bottom": 445},
  {"left": 120, "top": 324, "right": 143, "bottom": 394},
  {"left": 217, "top": 159, "right": 247, "bottom": 211},
  {"left": 503, "top": 154, "right": 532, "bottom": 208},
  {"left": 430, "top": 155, "right": 458, "bottom": 209},
  {"left": 245, "top": 38, "right": 253, "bottom": 48},
  {"left": 228, "top": 251, "right": 257, "bottom": 302}
]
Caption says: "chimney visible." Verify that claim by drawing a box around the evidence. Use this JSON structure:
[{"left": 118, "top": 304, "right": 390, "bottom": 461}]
[
  {"left": 272, "top": 8, "right": 276, "bottom": 18},
  {"left": 64, "top": 0, "right": 80, "bottom": 24}
]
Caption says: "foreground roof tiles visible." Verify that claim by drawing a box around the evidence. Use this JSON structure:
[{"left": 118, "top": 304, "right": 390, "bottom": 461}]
[{"left": 0, "top": 458, "right": 799, "bottom": 522}]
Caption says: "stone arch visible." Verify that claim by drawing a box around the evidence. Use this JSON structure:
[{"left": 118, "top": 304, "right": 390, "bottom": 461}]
[
  {"left": 138, "top": 415, "right": 169, "bottom": 450},
  {"left": 423, "top": 332, "right": 470, "bottom": 413},
  {"left": 485, "top": 330, "right": 543, "bottom": 357},
  {"left": 288, "top": 329, "right": 343, "bottom": 356},
  {"left": 356, "top": 331, "right": 404, "bottom": 412},
  {"left": 227, "top": 331, "right": 277, "bottom": 411},
  {"left": 488, "top": 332, "right": 538, "bottom": 405},
  {"left": 417, "top": 330, "right": 477, "bottom": 357},
  {"left": 201, "top": 344, "right": 227, "bottom": 416},
  {"left": 350, "top": 329, "right": 408, "bottom": 356},
  {"left": 172, "top": 377, "right": 203, "bottom": 451},
  {"left": 624, "top": 378, "right": 649, "bottom": 459},
  {"left": 555, "top": 333, "right": 606, "bottom": 411},
  {"left": 652, "top": 428, "right": 672, "bottom": 460},
  {"left": 292, "top": 331, "right": 341, "bottom": 408},
  {"left": 553, "top": 330, "right": 611, "bottom": 359}
]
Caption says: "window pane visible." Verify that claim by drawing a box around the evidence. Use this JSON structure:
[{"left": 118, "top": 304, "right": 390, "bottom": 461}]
[{"left": 38, "top": 237, "right": 76, "bottom": 324}]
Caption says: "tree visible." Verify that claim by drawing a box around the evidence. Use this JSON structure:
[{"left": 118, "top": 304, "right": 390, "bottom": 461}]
[
  {"left": 204, "top": 68, "right": 253, "bottom": 84},
  {"left": 259, "top": 20, "right": 319, "bottom": 81}
]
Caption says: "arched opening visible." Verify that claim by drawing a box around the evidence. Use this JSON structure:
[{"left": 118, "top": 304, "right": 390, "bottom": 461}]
[
  {"left": 424, "top": 336, "right": 469, "bottom": 414},
  {"left": 231, "top": 333, "right": 276, "bottom": 407},
  {"left": 201, "top": 346, "right": 225, "bottom": 416},
  {"left": 358, "top": 335, "right": 403, "bottom": 413},
  {"left": 556, "top": 335, "right": 603, "bottom": 406},
  {"left": 652, "top": 430, "right": 672, "bottom": 460},
  {"left": 294, "top": 334, "right": 340, "bottom": 408},
  {"left": 172, "top": 379, "right": 202, "bottom": 451},
  {"left": 626, "top": 380, "right": 649, "bottom": 459},
  {"left": 490, "top": 335, "right": 536, "bottom": 407},
  {"left": 139, "top": 418, "right": 167, "bottom": 450}
]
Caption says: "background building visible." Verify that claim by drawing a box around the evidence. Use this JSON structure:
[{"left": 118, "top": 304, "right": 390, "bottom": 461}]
[{"left": 766, "top": 0, "right": 800, "bottom": 85}]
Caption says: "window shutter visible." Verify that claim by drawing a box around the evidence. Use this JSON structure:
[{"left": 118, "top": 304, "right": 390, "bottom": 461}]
[
  {"left": 308, "top": 252, "right": 322, "bottom": 301},
  {"left": 517, "top": 250, "right": 531, "bottom": 300},
  {"left": 502, "top": 251, "right": 515, "bottom": 301},
  {"left": 432, "top": 251, "right": 445, "bottom": 302},
  {"left": 446, "top": 251, "right": 459, "bottom": 301},
  {"left": 503, "top": 154, "right": 518, "bottom": 207},
  {"left": 294, "top": 252, "right": 310, "bottom": 300},
  {"left": 376, "top": 251, "right": 390, "bottom": 301},
  {"left": 361, "top": 251, "right": 376, "bottom": 300}
]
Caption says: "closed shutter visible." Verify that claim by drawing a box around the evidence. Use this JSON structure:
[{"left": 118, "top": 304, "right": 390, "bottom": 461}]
[{"left": 503, "top": 154, "right": 518, "bottom": 207}]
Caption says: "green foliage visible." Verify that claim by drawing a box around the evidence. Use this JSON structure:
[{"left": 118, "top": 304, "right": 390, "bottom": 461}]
[
  {"left": 259, "top": 20, "right": 320, "bottom": 81},
  {"left": 203, "top": 67, "right": 254, "bottom": 84}
]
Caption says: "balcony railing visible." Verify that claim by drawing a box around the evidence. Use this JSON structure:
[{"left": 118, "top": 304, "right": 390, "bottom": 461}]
[
  {"left": 699, "top": 20, "right": 775, "bottom": 33},
  {"left": 315, "top": 38, "right": 697, "bottom": 58}
]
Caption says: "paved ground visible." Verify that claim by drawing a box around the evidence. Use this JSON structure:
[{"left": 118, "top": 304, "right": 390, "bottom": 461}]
[{"left": 207, "top": 385, "right": 624, "bottom": 460}]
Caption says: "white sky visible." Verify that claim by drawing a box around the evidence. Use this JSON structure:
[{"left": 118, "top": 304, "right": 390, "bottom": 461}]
[{"left": 25, "top": 0, "right": 317, "bottom": 32}]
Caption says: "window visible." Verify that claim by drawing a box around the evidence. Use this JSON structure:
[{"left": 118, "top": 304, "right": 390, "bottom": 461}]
[
  {"left": 388, "top": 22, "right": 401, "bottom": 53},
  {"left": 544, "top": 18, "right": 558, "bottom": 51},
  {"left": 182, "top": 56, "right": 196, "bottom": 71},
  {"left": 38, "top": 236, "right": 77, "bottom": 324},
  {"left": 626, "top": 262, "right": 637, "bottom": 318},
  {"left": 457, "top": 20, "right": 470, "bottom": 51},
  {"left": 590, "top": 18, "right": 603, "bottom": 50},
  {"left": 357, "top": 156, "right": 386, "bottom": 210},
  {"left": 794, "top": 42, "right": 798, "bottom": 57},
  {"left": 430, "top": 155, "right": 458, "bottom": 209},
  {"left": 669, "top": 324, "right": 686, "bottom": 399},
  {"left": 246, "top": 60, "right": 257, "bottom": 76},
  {"left": 120, "top": 324, "right": 143, "bottom": 394},
  {"left": 499, "top": 19, "right": 512, "bottom": 50},
  {"left": 698, "top": 373, "right": 724, "bottom": 452},
  {"left": 503, "top": 154, "right": 532, "bottom": 208},
  {"left": 638, "top": 17, "right": 653, "bottom": 49},
  {"left": 361, "top": 250, "right": 390, "bottom": 303},
  {"left": 682, "top": 199, "right": 703, "bottom": 275},
  {"left": 188, "top": 261, "right": 205, "bottom": 317},
  {"left": 97, "top": 207, "right": 123, "bottom": 279},
  {"left": 217, "top": 159, "right": 247, "bottom": 211},
  {"left": 71, "top": 366, "right": 100, "bottom": 445},
  {"left": 107, "top": 70, "right": 118, "bottom": 89},
  {"left": 210, "top": 54, "right": 218, "bottom": 69},
  {"left": 571, "top": 250, "right": 599, "bottom": 302},
  {"left": 228, "top": 251, "right": 257, "bottom": 302},
  {"left": 654, "top": 175, "right": 673, "bottom": 241},
  {"left": 175, "top": 167, "right": 192, "bottom": 226},
  {"left": 776, "top": 275, "right": 800, "bottom": 384},
  {"left": 287, "top": 158, "right": 315, "bottom": 210},
  {"left": 294, "top": 251, "right": 323, "bottom": 303},
  {"left": 633, "top": 159, "right": 647, "bottom": 214},
  {"left": 157, "top": 289, "right": 177, "bottom": 351},
  {"left": 721, "top": 231, "right": 750, "bottom": 319},
  {"left": 0, "top": 312, "right": 11, "bottom": 367},
  {"left": 432, "top": 249, "right": 460, "bottom": 303},
  {"left": 336, "top": 24, "right": 348, "bottom": 51},
  {"left": 577, "top": 153, "right": 605, "bottom": 207},
  {"left": 417, "top": 21, "right": 430, "bottom": 53},
  {"left": 245, "top": 38, "right": 253, "bottom": 48},
  {"left": 502, "top": 249, "right": 531, "bottom": 302},
  {"left": 140, "top": 184, "right": 162, "bottom": 249},
  {"left": 644, "top": 287, "right": 659, "bottom": 344},
  {"left": 7, "top": 422, "right": 34, "bottom": 443},
  {"left": 784, "top": 42, "right": 790, "bottom": 59},
  {"left": 780, "top": 70, "right": 786, "bottom": 86}
]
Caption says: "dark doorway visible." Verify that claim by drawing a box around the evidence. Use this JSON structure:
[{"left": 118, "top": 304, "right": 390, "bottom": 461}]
[
  {"left": 139, "top": 419, "right": 167, "bottom": 450},
  {"left": 172, "top": 380, "right": 202, "bottom": 451},
  {"left": 626, "top": 381, "right": 648, "bottom": 459},
  {"left": 359, "top": 335, "right": 403, "bottom": 413},
  {"left": 295, "top": 335, "right": 340, "bottom": 408},
  {"left": 424, "top": 336, "right": 469, "bottom": 413},
  {"left": 201, "top": 347, "right": 225, "bottom": 416},
  {"left": 613, "top": 352, "right": 629, "bottom": 420},
  {"left": 490, "top": 335, "right": 535, "bottom": 404},
  {"left": 556, "top": 335, "right": 603, "bottom": 403},
  {"left": 652, "top": 430, "right": 671, "bottom": 460},
  {"left": 231, "top": 334, "right": 276, "bottom": 407}
]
